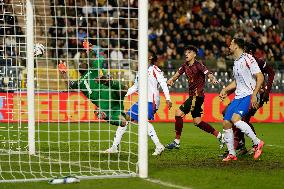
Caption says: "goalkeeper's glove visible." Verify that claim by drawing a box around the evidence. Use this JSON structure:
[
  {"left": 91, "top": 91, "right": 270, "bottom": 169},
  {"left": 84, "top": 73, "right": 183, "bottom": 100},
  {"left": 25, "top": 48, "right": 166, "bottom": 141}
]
[
  {"left": 83, "top": 40, "right": 92, "bottom": 52},
  {"left": 83, "top": 39, "right": 102, "bottom": 57},
  {"left": 58, "top": 60, "right": 67, "bottom": 73}
]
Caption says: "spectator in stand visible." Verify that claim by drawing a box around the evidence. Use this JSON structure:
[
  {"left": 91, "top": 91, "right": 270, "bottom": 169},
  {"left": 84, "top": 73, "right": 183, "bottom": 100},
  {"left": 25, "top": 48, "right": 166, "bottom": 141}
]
[
  {"left": 47, "top": 0, "right": 283, "bottom": 71},
  {"left": 146, "top": 0, "right": 283, "bottom": 70},
  {"left": 110, "top": 45, "right": 124, "bottom": 69}
]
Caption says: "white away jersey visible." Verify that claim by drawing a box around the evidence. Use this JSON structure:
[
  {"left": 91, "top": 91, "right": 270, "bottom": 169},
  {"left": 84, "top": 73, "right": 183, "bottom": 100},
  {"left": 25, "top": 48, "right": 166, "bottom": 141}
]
[
  {"left": 126, "top": 65, "right": 171, "bottom": 109},
  {"left": 233, "top": 53, "right": 262, "bottom": 99}
]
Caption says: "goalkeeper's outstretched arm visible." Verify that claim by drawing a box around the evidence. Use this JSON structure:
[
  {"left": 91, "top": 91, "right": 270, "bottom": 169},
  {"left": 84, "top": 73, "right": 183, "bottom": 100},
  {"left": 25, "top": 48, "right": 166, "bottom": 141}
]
[{"left": 83, "top": 39, "right": 107, "bottom": 77}]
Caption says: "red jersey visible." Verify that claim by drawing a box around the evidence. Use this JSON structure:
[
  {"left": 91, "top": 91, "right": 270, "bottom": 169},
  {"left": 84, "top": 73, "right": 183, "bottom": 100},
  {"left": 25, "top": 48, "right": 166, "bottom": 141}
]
[
  {"left": 254, "top": 57, "right": 275, "bottom": 93},
  {"left": 178, "top": 60, "right": 211, "bottom": 96}
]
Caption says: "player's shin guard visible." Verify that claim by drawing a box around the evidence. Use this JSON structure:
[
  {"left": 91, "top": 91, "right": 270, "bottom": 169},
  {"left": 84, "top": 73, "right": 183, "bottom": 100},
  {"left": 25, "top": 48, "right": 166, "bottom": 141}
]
[
  {"left": 112, "top": 123, "right": 128, "bottom": 147},
  {"left": 196, "top": 121, "right": 219, "bottom": 137},
  {"left": 175, "top": 116, "right": 183, "bottom": 139},
  {"left": 234, "top": 120, "right": 260, "bottom": 146},
  {"left": 224, "top": 128, "right": 236, "bottom": 156},
  {"left": 243, "top": 115, "right": 257, "bottom": 135},
  {"left": 148, "top": 122, "right": 161, "bottom": 147}
]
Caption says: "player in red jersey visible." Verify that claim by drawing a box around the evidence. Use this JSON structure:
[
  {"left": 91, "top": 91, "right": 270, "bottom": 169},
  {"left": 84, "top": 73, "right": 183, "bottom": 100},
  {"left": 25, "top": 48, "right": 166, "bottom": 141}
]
[
  {"left": 222, "top": 42, "right": 275, "bottom": 156},
  {"left": 165, "top": 45, "right": 224, "bottom": 149}
]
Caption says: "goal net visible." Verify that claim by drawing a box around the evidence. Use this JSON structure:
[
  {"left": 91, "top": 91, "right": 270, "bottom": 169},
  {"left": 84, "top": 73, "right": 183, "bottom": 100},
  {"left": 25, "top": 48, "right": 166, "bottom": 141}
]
[{"left": 0, "top": 0, "right": 146, "bottom": 182}]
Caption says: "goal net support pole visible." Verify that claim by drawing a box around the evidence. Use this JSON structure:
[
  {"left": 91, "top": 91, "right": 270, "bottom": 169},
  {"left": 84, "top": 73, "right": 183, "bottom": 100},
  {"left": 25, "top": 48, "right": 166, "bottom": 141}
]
[
  {"left": 138, "top": 0, "right": 148, "bottom": 179},
  {"left": 26, "top": 0, "right": 35, "bottom": 155}
]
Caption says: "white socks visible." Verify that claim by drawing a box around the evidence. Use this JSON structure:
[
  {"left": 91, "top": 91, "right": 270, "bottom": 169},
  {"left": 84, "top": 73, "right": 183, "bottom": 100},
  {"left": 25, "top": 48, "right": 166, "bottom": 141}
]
[
  {"left": 112, "top": 122, "right": 162, "bottom": 148},
  {"left": 148, "top": 122, "right": 162, "bottom": 147},
  {"left": 174, "top": 139, "right": 180, "bottom": 144},
  {"left": 234, "top": 120, "right": 260, "bottom": 146},
  {"left": 217, "top": 132, "right": 221, "bottom": 139},
  {"left": 224, "top": 128, "right": 236, "bottom": 156},
  {"left": 112, "top": 124, "right": 128, "bottom": 147}
]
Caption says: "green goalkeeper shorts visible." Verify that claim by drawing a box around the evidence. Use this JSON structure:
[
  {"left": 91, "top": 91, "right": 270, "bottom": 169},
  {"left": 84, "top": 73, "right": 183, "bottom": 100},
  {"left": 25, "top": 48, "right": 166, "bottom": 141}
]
[
  {"left": 104, "top": 110, "right": 127, "bottom": 126},
  {"left": 107, "top": 111, "right": 126, "bottom": 126},
  {"left": 96, "top": 101, "right": 126, "bottom": 126}
]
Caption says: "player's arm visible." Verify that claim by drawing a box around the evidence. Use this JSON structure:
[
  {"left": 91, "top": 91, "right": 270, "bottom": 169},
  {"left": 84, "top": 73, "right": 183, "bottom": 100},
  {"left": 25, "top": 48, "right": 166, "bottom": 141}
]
[
  {"left": 125, "top": 75, "right": 138, "bottom": 96},
  {"left": 252, "top": 72, "right": 264, "bottom": 108},
  {"left": 167, "top": 70, "right": 181, "bottom": 86},
  {"left": 249, "top": 57, "right": 264, "bottom": 109},
  {"left": 207, "top": 73, "right": 219, "bottom": 84},
  {"left": 262, "top": 63, "right": 275, "bottom": 102},
  {"left": 83, "top": 40, "right": 107, "bottom": 76},
  {"left": 197, "top": 63, "right": 218, "bottom": 84},
  {"left": 167, "top": 71, "right": 180, "bottom": 86},
  {"left": 154, "top": 66, "right": 172, "bottom": 110},
  {"left": 219, "top": 80, "right": 236, "bottom": 101}
]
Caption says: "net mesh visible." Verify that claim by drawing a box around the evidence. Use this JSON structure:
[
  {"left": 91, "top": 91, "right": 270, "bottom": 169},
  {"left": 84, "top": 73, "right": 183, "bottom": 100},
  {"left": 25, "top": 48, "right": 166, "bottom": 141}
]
[{"left": 0, "top": 0, "right": 139, "bottom": 181}]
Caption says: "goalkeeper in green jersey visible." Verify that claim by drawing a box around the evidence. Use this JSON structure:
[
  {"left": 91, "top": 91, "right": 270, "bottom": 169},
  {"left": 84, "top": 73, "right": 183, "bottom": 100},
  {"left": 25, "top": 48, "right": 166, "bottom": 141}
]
[{"left": 58, "top": 40, "right": 128, "bottom": 127}]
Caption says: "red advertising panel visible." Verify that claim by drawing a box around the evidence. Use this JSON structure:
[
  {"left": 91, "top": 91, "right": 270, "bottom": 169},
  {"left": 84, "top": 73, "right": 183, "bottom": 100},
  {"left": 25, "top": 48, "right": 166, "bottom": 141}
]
[{"left": 0, "top": 92, "right": 283, "bottom": 122}]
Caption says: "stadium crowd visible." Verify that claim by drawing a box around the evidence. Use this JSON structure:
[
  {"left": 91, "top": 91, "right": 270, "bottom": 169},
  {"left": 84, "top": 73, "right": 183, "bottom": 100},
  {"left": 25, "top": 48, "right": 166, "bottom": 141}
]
[
  {"left": 48, "top": 0, "right": 284, "bottom": 71},
  {"left": 0, "top": 0, "right": 283, "bottom": 91},
  {"left": 0, "top": 0, "right": 24, "bottom": 66},
  {"left": 0, "top": 0, "right": 25, "bottom": 91},
  {"left": 48, "top": 0, "right": 138, "bottom": 69},
  {"left": 148, "top": 0, "right": 284, "bottom": 70}
]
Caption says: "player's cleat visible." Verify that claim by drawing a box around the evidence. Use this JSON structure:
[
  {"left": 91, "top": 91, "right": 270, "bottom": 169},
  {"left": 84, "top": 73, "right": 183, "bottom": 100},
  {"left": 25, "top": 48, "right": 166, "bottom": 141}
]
[
  {"left": 236, "top": 146, "right": 248, "bottom": 156},
  {"left": 165, "top": 141, "right": 180, "bottom": 149},
  {"left": 102, "top": 146, "right": 118, "bottom": 154},
  {"left": 222, "top": 154, "right": 237, "bottom": 162},
  {"left": 218, "top": 133, "right": 225, "bottom": 149},
  {"left": 218, "top": 150, "right": 229, "bottom": 158},
  {"left": 152, "top": 145, "right": 165, "bottom": 156},
  {"left": 254, "top": 140, "right": 264, "bottom": 159},
  {"left": 248, "top": 146, "right": 256, "bottom": 155}
]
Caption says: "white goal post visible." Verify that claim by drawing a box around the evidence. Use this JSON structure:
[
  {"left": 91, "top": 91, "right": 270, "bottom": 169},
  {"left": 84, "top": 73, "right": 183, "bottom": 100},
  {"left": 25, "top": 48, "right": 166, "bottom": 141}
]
[
  {"left": 138, "top": 0, "right": 148, "bottom": 179},
  {"left": 0, "top": 0, "right": 148, "bottom": 182}
]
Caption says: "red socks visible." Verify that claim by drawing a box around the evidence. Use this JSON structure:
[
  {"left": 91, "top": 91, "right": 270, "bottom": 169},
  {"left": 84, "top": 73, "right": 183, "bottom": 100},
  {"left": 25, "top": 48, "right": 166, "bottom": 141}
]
[
  {"left": 196, "top": 121, "right": 218, "bottom": 137},
  {"left": 175, "top": 116, "right": 183, "bottom": 139}
]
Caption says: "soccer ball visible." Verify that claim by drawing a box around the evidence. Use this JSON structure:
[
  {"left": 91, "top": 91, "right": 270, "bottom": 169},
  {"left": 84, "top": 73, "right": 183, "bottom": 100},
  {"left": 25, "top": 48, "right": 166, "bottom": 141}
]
[{"left": 34, "top": 43, "right": 45, "bottom": 57}]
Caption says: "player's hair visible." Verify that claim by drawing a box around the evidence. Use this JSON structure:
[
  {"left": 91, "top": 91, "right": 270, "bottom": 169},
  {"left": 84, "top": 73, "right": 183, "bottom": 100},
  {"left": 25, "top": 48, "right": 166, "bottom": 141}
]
[
  {"left": 245, "top": 42, "right": 257, "bottom": 54},
  {"left": 149, "top": 51, "right": 158, "bottom": 64},
  {"left": 151, "top": 54, "right": 158, "bottom": 62},
  {"left": 184, "top": 45, "right": 198, "bottom": 54},
  {"left": 233, "top": 37, "right": 245, "bottom": 50}
]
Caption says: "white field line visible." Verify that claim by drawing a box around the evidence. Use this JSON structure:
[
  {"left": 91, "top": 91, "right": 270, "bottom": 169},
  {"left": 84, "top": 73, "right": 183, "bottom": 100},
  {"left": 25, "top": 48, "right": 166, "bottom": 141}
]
[
  {"left": 266, "top": 144, "right": 284, "bottom": 148},
  {"left": 144, "top": 178, "right": 193, "bottom": 189},
  {"left": 0, "top": 148, "right": 28, "bottom": 154},
  {"left": 37, "top": 154, "right": 193, "bottom": 188}
]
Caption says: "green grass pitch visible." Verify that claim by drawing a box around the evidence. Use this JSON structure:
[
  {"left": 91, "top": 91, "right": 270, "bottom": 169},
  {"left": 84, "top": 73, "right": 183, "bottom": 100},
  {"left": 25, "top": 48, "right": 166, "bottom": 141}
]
[{"left": 1, "top": 122, "right": 284, "bottom": 189}]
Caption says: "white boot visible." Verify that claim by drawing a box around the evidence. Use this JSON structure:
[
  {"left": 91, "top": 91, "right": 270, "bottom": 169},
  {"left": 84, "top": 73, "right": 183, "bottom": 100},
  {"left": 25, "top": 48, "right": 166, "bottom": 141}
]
[
  {"left": 102, "top": 145, "right": 118, "bottom": 154},
  {"left": 152, "top": 143, "right": 165, "bottom": 156}
]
